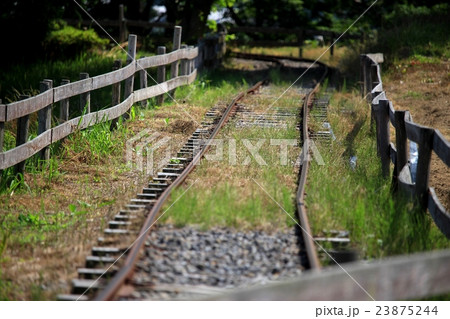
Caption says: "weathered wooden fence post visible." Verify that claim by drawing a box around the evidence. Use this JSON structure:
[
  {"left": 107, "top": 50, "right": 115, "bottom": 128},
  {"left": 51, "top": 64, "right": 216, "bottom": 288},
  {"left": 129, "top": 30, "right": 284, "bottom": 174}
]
[
  {"left": 79, "top": 72, "right": 90, "bottom": 114},
  {"left": 112, "top": 60, "right": 122, "bottom": 107},
  {"left": 188, "top": 45, "right": 195, "bottom": 73},
  {"left": 373, "top": 99, "right": 390, "bottom": 177},
  {"left": 180, "top": 44, "right": 188, "bottom": 76},
  {"left": 156, "top": 46, "right": 166, "bottom": 106},
  {"left": 110, "top": 59, "right": 122, "bottom": 130},
  {"left": 411, "top": 126, "right": 435, "bottom": 211},
  {"left": 15, "top": 95, "right": 30, "bottom": 175},
  {"left": 170, "top": 26, "right": 182, "bottom": 98},
  {"left": 139, "top": 55, "right": 148, "bottom": 108},
  {"left": 297, "top": 29, "right": 304, "bottom": 58},
  {"left": 123, "top": 34, "right": 137, "bottom": 120},
  {"left": 330, "top": 32, "right": 335, "bottom": 56},
  {"left": 60, "top": 79, "right": 70, "bottom": 122},
  {"left": 119, "top": 4, "right": 127, "bottom": 43},
  {"left": 370, "top": 63, "right": 379, "bottom": 96},
  {"left": 38, "top": 80, "right": 52, "bottom": 161},
  {"left": 394, "top": 110, "right": 408, "bottom": 181}
]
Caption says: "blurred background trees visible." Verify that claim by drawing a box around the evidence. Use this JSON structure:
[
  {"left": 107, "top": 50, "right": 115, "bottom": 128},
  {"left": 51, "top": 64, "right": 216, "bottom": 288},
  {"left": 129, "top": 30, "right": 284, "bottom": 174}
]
[{"left": 0, "top": 0, "right": 448, "bottom": 67}]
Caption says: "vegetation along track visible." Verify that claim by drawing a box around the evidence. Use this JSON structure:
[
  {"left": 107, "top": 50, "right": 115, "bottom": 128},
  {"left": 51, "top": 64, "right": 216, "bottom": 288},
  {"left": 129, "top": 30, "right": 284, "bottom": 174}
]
[{"left": 58, "top": 55, "right": 328, "bottom": 301}]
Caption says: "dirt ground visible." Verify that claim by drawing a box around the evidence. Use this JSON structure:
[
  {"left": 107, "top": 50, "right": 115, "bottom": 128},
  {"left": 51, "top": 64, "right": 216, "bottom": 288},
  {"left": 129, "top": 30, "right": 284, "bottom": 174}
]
[{"left": 383, "top": 59, "right": 449, "bottom": 209}]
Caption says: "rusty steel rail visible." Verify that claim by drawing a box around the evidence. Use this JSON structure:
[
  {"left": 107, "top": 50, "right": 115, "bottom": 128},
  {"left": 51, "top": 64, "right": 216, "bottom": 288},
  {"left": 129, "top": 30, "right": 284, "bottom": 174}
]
[
  {"left": 234, "top": 51, "right": 329, "bottom": 270},
  {"left": 94, "top": 81, "right": 264, "bottom": 301},
  {"left": 95, "top": 55, "right": 328, "bottom": 300},
  {"left": 297, "top": 64, "right": 328, "bottom": 271}
]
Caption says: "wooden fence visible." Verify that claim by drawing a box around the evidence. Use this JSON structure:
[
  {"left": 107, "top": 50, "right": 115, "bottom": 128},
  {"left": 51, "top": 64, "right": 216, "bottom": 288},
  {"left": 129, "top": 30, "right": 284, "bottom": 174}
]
[
  {"left": 228, "top": 25, "right": 340, "bottom": 58},
  {"left": 210, "top": 248, "right": 450, "bottom": 300},
  {"left": 0, "top": 27, "right": 199, "bottom": 174},
  {"left": 360, "top": 53, "right": 450, "bottom": 238}
]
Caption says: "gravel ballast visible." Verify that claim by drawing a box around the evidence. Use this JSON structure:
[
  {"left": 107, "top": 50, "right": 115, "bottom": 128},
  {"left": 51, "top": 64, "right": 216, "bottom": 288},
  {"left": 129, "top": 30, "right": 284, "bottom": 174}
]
[{"left": 130, "top": 224, "right": 306, "bottom": 300}]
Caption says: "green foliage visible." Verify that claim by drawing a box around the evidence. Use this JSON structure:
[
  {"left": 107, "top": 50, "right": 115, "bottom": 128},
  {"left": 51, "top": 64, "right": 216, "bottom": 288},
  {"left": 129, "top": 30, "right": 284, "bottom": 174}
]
[
  {"left": 176, "top": 70, "right": 247, "bottom": 108},
  {"left": 44, "top": 24, "right": 109, "bottom": 58},
  {"left": 0, "top": 51, "right": 118, "bottom": 103},
  {"left": 67, "top": 118, "right": 122, "bottom": 164},
  {"left": 206, "top": 19, "right": 218, "bottom": 32},
  {"left": 0, "top": 172, "right": 30, "bottom": 196},
  {"left": 374, "top": 3, "right": 450, "bottom": 61},
  {"left": 0, "top": 270, "right": 15, "bottom": 301}
]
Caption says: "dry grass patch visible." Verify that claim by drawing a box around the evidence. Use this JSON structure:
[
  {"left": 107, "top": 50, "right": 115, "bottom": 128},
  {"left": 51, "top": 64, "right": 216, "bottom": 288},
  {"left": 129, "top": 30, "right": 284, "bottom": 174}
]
[{"left": 160, "top": 83, "right": 304, "bottom": 231}]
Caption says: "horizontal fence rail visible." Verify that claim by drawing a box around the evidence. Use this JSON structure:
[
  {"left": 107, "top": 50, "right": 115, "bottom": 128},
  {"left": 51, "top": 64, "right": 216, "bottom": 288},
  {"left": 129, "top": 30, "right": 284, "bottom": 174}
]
[
  {"left": 361, "top": 53, "right": 450, "bottom": 238},
  {"left": 0, "top": 29, "right": 200, "bottom": 172},
  {"left": 209, "top": 249, "right": 450, "bottom": 300}
]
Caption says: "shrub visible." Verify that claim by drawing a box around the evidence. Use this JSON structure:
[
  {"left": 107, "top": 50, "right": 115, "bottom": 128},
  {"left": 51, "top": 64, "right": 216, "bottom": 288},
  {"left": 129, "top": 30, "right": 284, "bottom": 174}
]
[
  {"left": 374, "top": 4, "right": 450, "bottom": 61},
  {"left": 44, "top": 24, "right": 109, "bottom": 58}
]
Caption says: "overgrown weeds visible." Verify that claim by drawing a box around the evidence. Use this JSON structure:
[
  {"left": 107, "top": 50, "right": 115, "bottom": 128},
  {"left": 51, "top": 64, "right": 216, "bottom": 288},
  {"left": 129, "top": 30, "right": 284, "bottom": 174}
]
[
  {"left": 307, "top": 90, "right": 449, "bottom": 261},
  {"left": 161, "top": 81, "right": 301, "bottom": 231}
]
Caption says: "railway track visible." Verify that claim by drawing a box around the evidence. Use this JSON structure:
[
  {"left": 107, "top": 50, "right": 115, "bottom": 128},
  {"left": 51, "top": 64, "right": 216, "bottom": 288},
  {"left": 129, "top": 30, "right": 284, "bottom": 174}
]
[{"left": 58, "top": 55, "right": 329, "bottom": 301}]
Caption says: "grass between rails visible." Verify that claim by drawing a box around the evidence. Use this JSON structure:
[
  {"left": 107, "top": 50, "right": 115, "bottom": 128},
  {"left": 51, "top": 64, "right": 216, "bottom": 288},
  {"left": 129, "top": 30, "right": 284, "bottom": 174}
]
[
  {"left": 160, "top": 82, "right": 303, "bottom": 231},
  {"left": 306, "top": 89, "right": 450, "bottom": 262}
]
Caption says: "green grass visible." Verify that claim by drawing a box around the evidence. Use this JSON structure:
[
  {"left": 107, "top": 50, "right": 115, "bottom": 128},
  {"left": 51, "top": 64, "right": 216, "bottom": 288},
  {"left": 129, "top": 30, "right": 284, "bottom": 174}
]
[
  {"left": 402, "top": 90, "right": 423, "bottom": 99},
  {"left": 0, "top": 114, "right": 130, "bottom": 196},
  {"left": 307, "top": 90, "right": 450, "bottom": 261},
  {"left": 161, "top": 80, "right": 302, "bottom": 231}
]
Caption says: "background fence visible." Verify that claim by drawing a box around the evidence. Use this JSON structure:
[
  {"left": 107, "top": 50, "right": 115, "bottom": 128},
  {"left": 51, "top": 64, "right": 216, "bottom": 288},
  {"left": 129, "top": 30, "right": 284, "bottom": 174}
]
[
  {"left": 65, "top": 3, "right": 349, "bottom": 60},
  {"left": 361, "top": 53, "right": 450, "bottom": 238},
  {"left": 0, "top": 27, "right": 200, "bottom": 174}
]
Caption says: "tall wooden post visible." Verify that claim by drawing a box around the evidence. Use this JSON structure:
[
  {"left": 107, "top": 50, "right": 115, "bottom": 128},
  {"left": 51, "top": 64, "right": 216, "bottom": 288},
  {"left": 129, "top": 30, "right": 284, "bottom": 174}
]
[
  {"left": 124, "top": 34, "right": 137, "bottom": 99},
  {"left": 394, "top": 110, "right": 408, "bottom": 179},
  {"left": 38, "top": 80, "right": 52, "bottom": 161},
  {"left": 139, "top": 55, "right": 148, "bottom": 108},
  {"left": 79, "top": 72, "right": 90, "bottom": 114},
  {"left": 180, "top": 44, "right": 188, "bottom": 76},
  {"left": 157, "top": 46, "right": 166, "bottom": 106},
  {"left": 373, "top": 99, "right": 390, "bottom": 177},
  {"left": 110, "top": 59, "right": 122, "bottom": 130},
  {"left": 15, "top": 95, "right": 30, "bottom": 175},
  {"left": 297, "top": 29, "right": 304, "bottom": 58},
  {"left": 119, "top": 4, "right": 127, "bottom": 43},
  {"left": 60, "top": 79, "right": 70, "bottom": 122},
  {"left": 123, "top": 34, "right": 136, "bottom": 120},
  {"left": 415, "top": 127, "right": 434, "bottom": 211},
  {"left": 188, "top": 46, "right": 195, "bottom": 73},
  {"left": 170, "top": 26, "right": 182, "bottom": 98},
  {"left": 330, "top": 33, "right": 335, "bottom": 56}
]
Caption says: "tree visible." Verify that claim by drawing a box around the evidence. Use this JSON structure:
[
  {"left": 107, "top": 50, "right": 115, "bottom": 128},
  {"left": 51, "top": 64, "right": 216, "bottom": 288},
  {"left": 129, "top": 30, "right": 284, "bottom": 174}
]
[
  {"left": 164, "top": 0, "right": 216, "bottom": 43},
  {"left": 0, "top": 0, "right": 62, "bottom": 67}
]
